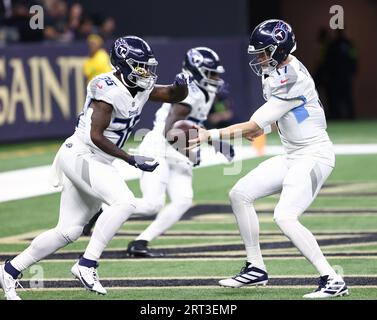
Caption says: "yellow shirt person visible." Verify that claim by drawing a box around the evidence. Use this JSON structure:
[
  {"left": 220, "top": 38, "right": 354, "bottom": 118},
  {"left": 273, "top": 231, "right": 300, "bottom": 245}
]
[{"left": 83, "top": 34, "right": 112, "bottom": 82}]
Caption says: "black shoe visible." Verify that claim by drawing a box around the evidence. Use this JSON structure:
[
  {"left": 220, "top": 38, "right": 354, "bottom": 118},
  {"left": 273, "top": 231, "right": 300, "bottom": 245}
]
[
  {"left": 126, "top": 240, "right": 164, "bottom": 258},
  {"left": 82, "top": 209, "right": 103, "bottom": 236}
]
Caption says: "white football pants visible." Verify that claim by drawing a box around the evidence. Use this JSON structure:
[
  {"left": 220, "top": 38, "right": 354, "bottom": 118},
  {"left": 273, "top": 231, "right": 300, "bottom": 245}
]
[
  {"left": 132, "top": 130, "right": 194, "bottom": 242},
  {"left": 134, "top": 156, "right": 193, "bottom": 242},
  {"left": 229, "top": 155, "right": 337, "bottom": 276},
  {"left": 11, "top": 135, "right": 136, "bottom": 271}
]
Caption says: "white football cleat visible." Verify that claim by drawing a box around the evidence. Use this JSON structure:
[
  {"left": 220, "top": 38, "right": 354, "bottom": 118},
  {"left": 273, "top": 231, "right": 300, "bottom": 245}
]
[
  {"left": 71, "top": 262, "right": 107, "bottom": 295},
  {"left": 0, "top": 264, "right": 22, "bottom": 300},
  {"left": 303, "top": 274, "right": 349, "bottom": 299},
  {"left": 219, "top": 262, "right": 268, "bottom": 288}
]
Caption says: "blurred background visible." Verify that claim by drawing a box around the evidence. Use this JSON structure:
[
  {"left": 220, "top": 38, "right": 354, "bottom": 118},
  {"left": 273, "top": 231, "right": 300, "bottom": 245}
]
[
  {"left": 0, "top": 0, "right": 376, "bottom": 142},
  {"left": 1, "top": 1, "right": 377, "bottom": 301}
]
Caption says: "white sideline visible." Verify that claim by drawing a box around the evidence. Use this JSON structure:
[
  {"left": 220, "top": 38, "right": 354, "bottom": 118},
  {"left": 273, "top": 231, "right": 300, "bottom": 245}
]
[{"left": 1, "top": 144, "right": 377, "bottom": 203}]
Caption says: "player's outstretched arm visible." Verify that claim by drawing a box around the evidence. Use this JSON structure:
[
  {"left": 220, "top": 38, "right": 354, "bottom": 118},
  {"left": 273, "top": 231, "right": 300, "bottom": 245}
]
[
  {"left": 149, "top": 72, "right": 191, "bottom": 103},
  {"left": 89, "top": 100, "right": 159, "bottom": 172},
  {"left": 189, "top": 96, "right": 303, "bottom": 148},
  {"left": 188, "top": 120, "right": 262, "bottom": 149}
]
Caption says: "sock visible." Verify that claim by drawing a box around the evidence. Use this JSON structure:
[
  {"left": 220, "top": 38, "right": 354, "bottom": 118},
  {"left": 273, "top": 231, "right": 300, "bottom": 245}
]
[
  {"left": 4, "top": 262, "right": 21, "bottom": 279},
  {"left": 136, "top": 201, "right": 191, "bottom": 242},
  {"left": 275, "top": 218, "right": 336, "bottom": 277},
  {"left": 79, "top": 256, "right": 97, "bottom": 268},
  {"left": 83, "top": 203, "right": 135, "bottom": 261},
  {"left": 229, "top": 190, "right": 266, "bottom": 271},
  {"left": 312, "top": 257, "right": 337, "bottom": 277}
]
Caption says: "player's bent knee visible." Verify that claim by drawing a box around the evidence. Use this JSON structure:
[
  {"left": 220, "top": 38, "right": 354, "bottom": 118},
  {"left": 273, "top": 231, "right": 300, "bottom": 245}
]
[
  {"left": 173, "top": 198, "right": 192, "bottom": 212},
  {"left": 29, "top": 227, "right": 79, "bottom": 252},
  {"left": 274, "top": 204, "right": 302, "bottom": 224},
  {"left": 110, "top": 195, "right": 137, "bottom": 211},
  {"left": 143, "top": 201, "right": 165, "bottom": 216},
  {"left": 229, "top": 187, "right": 253, "bottom": 204},
  {"left": 112, "top": 201, "right": 137, "bottom": 212},
  {"left": 273, "top": 209, "right": 299, "bottom": 232},
  {"left": 56, "top": 226, "right": 83, "bottom": 243}
]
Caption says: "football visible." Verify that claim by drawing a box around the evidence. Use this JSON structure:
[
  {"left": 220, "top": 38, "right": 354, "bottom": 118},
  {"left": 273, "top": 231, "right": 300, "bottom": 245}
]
[{"left": 166, "top": 120, "right": 198, "bottom": 151}]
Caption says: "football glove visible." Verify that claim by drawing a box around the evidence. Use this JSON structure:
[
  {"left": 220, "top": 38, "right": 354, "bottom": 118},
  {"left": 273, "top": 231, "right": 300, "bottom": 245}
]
[
  {"left": 127, "top": 155, "right": 159, "bottom": 172},
  {"left": 174, "top": 72, "right": 192, "bottom": 86}
]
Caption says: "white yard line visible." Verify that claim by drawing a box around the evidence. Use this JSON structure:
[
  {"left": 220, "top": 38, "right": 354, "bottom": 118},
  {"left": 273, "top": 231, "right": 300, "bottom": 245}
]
[{"left": 1, "top": 144, "right": 377, "bottom": 203}]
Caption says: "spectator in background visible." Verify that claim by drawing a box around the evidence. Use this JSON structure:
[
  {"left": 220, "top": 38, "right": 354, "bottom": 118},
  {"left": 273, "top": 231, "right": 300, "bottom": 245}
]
[
  {"left": 77, "top": 15, "right": 96, "bottom": 40},
  {"left": 83, "top": 34, "right": 112, "bottom": 82},
  {"left": 44, "top": 0, "right": 72, "bottom": 42},
  {"left": 1, "top": 0, "right": 13, "bottom": 18},
  {"left": 314, "top": 28, "right": 331, "bottom": 97},
  {"left": 1, "top": 0, "right": 44, "bottom": 42},
  {"left": 322, "top": 29, "right": 358, "bottom": 119},
  {"left": 67, "top": 2, "right": 82, "bottom": 39},
  {"left": 206, "top": 82, "right": 234, "bottom": 129},
  {"left": 99, "top": 17, "right": 115, "bottom": 40},
  {"left": 1, "top": 0, "right": 116, "bottom": 43}
]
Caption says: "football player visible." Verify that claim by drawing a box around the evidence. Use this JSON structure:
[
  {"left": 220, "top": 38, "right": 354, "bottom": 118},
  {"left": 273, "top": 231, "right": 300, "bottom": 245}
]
[
  {"left": 189, "top": 20, "right": 348, "bottom": 298},
  {"left": 126, "top": 47, "right": 234, "bottom": 257},
  {"left": 0, "top": 36, "right": 190, "bottom": 300}
]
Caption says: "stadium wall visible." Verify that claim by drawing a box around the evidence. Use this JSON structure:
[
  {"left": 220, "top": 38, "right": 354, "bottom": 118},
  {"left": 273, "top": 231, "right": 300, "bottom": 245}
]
[{"left": 0, "top": 38, "right": 264, "bottom": 142}]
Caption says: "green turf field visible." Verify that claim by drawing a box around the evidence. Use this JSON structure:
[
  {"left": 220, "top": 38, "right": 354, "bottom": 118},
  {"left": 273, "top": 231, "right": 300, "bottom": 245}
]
[{"left": 0, "top": 121, "right": 377, "bottom": 300}]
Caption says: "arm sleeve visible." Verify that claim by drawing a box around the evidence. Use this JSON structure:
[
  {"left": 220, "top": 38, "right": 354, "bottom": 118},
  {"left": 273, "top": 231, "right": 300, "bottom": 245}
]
[{"left": 250, "top": 96, "right": 303, "bottom": 128}]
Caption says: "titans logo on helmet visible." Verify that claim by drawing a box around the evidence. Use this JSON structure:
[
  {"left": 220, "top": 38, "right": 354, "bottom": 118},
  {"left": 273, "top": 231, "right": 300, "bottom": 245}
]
[
  {"left": 272, "top": 21, "right": 290, "bottom": 43},
  {"left": 114, "top": 38, "right": 129, "bottom": 59},
  {"left": 188, "top": 49, "right": 204, "bottom": 67}
]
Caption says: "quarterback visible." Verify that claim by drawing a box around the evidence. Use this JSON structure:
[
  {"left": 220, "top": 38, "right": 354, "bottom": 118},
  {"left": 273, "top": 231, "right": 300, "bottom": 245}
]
[
  {"left": 0, "top": 36, "right": 190, "bottom": 300},
  {"left": 126, "top": 47, "right": 234, "bottom": 257},
  {"left": 189, "top": 20, "right": 348, "bottom": 298}
]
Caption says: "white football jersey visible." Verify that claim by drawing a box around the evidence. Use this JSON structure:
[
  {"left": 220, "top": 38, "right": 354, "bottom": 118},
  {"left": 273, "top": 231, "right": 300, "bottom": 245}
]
[
  {"left": 153, "top": 81, "right": 215, "bottom": 135},
  {"left": 262, "top": 56, "right": 334, "bottom": 166},
  {"left": 138, "top": 81, "right": 215, "bottom": 161},
  {"left": 75, "top": 71, "right": 153, "bottom": 161}
]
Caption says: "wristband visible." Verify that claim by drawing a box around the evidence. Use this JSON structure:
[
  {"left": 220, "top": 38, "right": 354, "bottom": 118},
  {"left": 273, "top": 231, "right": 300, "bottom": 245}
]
[
  {"left": 208, "top": 129, "right": 221, "bottom": 142},
  {"left": 263, "top": 125, "right": 272, "bottom": 135}
]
